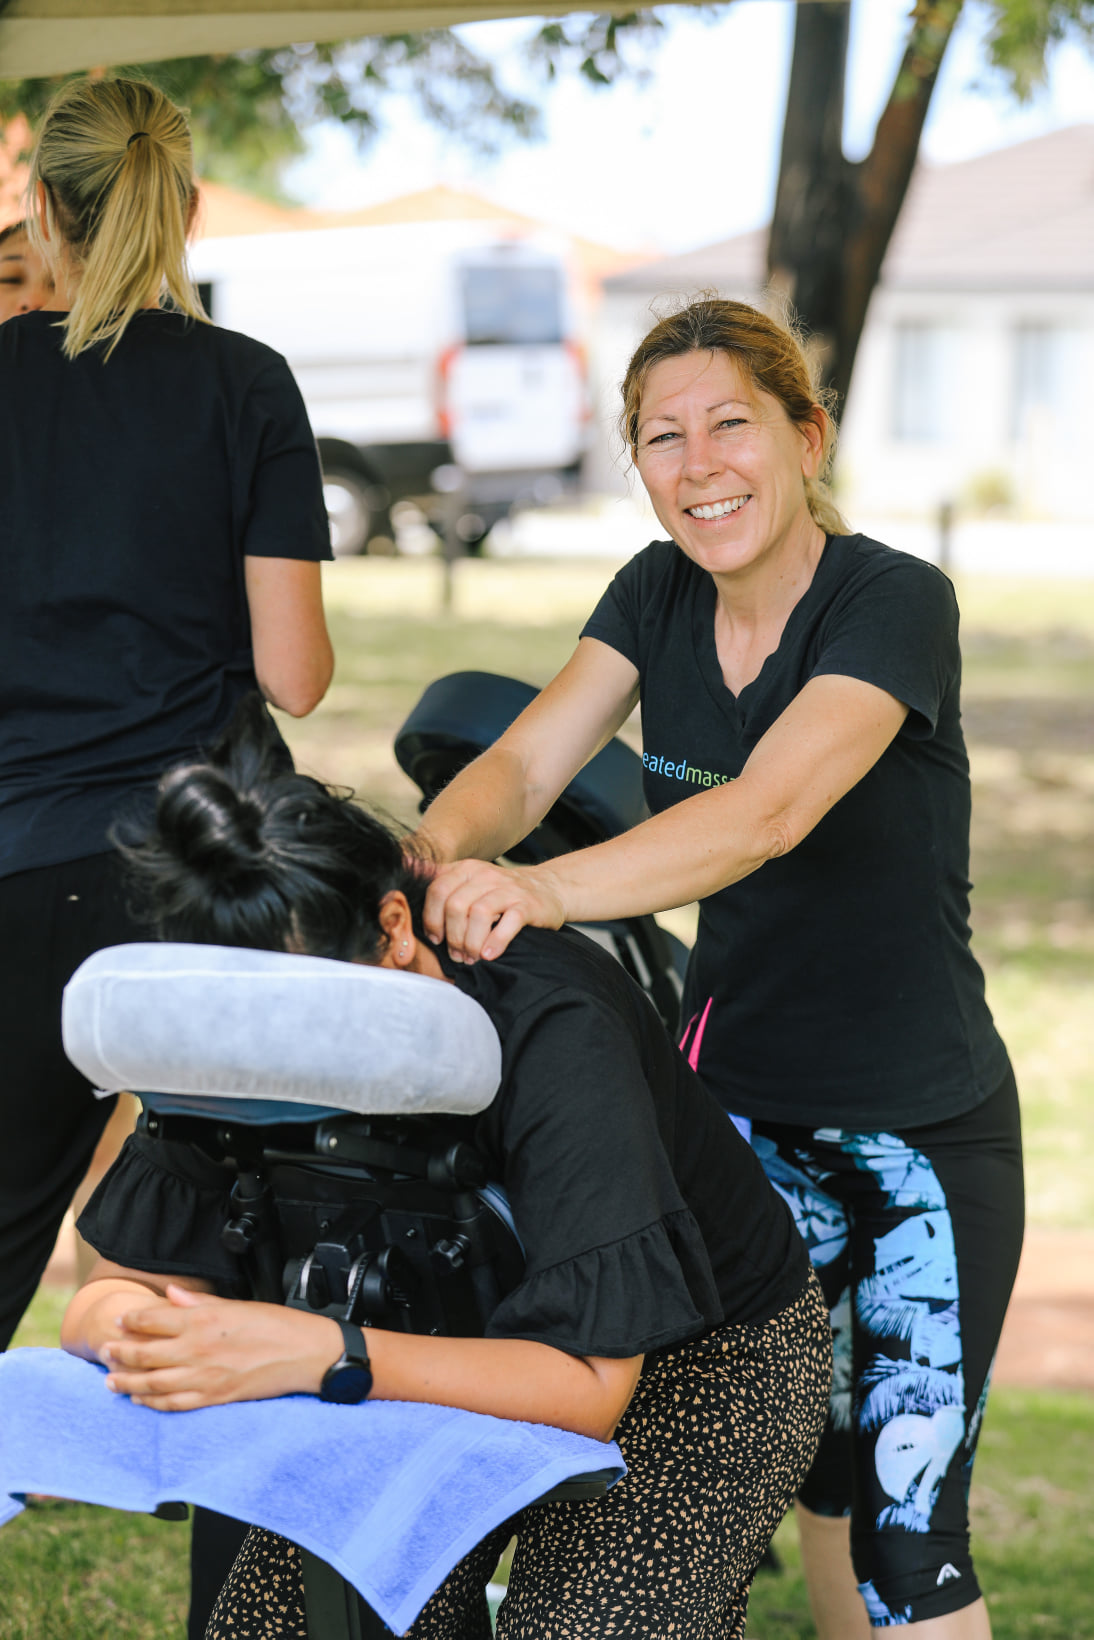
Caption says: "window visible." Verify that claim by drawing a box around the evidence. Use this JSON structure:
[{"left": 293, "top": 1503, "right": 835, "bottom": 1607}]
[
  {"left": 891, "top": 322, "right": 953, "bottom": 443},
  {"left": 461, "top": 265, "right": 563, "bottom": 346},
  {"left": 1012, "top": 324, "right": 1068, "bottom": 441}
]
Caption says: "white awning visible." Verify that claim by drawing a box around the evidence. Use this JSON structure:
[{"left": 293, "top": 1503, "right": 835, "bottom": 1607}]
[{"left": 0, "top": 0, "right": 699, "bottom": 79}]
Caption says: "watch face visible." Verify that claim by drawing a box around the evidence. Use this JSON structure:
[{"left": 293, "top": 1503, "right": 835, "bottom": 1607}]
[{"left": 321, "top": 1362, "right": 373, "bottom": 1405}]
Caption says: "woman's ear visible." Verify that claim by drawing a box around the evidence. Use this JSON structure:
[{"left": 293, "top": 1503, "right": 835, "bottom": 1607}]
[
  {"left": 800, "top": 407, "right": 826, "bottom": 479},
  {"left": 376, "top": 891, "right": 414, "bottom": 970}
]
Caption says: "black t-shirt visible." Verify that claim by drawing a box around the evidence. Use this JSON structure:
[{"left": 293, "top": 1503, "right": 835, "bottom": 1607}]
[
  {"left": 581, "top": 534, "right": 1008, "bottom": 1129},
  {"left": 0, "top": 310, "right": 331, "bottom": 879},
  {"left": 77, "top": 926, "right": 810, "bottom": 1360}
]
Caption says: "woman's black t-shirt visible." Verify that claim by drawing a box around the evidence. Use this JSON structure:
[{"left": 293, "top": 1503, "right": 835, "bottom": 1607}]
[
  {"left": 581, "top": 534, "right": 1009, "bottom": 1130},
  {"left": 77, "top": 927, "right": 811, "bottom": 1360},
  {"left": 0, "top": 310, "right": 331, "bottom": 880}
]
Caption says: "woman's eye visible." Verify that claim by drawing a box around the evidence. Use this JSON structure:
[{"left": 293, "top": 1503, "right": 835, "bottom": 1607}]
[
  {"left": 717, "top": 418, "right": 746, "bottom": 431},
  {"left": 645, "top": 431, "right": 678, "bottom": 447}
]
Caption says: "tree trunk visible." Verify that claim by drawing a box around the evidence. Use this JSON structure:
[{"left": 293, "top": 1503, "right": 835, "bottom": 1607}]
[
  {"left": 767, "top": 1, "right": 851, "bottom": 388},
  {"left": 767, "top": 0, "right": 964, "bottom": 416}
]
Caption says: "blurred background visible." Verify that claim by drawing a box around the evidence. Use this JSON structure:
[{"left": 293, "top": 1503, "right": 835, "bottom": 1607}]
[{"left": 1, "top": 1, "right": 1092, "bottom": 1632}]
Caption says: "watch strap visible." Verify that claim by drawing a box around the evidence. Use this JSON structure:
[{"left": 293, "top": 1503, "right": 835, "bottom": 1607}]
[{"left": 331, "top": 1317, "right": 370, "bottom": 1369}]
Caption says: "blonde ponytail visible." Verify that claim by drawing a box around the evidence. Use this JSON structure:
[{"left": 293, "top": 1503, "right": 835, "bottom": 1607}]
[{"left": 28, "top": 77, "right": 207, "bottom": 360}]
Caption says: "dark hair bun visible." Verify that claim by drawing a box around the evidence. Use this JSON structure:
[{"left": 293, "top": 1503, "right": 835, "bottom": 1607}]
[{"left": 114, "top": 694, "right": 429, "bottom": 960}]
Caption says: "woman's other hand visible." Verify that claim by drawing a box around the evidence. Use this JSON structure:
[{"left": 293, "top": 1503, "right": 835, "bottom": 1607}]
[
  {"left": 100, "top": 1285, "right": 340, "bottom": 1411},
  {"left": 424, "top": 859, "right": 566, "bottom": 963}
]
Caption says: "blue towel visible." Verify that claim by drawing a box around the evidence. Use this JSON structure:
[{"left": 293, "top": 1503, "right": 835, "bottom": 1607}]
[{"left": 0, "top": 1349, "right": 624, "bottom": 1635}]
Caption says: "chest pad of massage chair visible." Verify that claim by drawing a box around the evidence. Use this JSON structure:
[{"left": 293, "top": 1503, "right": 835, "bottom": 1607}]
[
  {"left": 394, "top": 670, "right": 690, "bottom": 1033},
  {"left": 62, "top": 942, "right": 525, "bottom": 1340}
]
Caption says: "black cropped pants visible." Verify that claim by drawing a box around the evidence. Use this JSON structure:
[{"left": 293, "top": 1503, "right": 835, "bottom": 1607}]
[{"left": 0, "top": 852, "right": 141, "bottom": 1350}]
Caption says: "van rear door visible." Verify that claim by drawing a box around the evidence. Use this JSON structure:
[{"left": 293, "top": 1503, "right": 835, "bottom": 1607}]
[{"left": 442, "top": 252, "right": 587, "bottom": 474}]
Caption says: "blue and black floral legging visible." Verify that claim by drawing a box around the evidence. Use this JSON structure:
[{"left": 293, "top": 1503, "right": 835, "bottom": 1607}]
[{"left": 751, "top": 1066, "right": 1024, "bottom": 1627}]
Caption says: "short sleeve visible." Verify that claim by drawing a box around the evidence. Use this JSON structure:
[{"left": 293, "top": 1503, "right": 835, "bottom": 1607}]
[
  {"left": 580, "top": 543, "right": 664, "bottom": 669},
  {"left": 810, "top": 554, "right": 960, "bottom": 739},
  {"left": 76, "top": 1134, "right": 246, "bottom": 1294},
  {"left": 235, "top": 356, "right": 332, "bottom": 562},
  {"left": 479, "top": 991, "right": 723, "bottom": 1358}
]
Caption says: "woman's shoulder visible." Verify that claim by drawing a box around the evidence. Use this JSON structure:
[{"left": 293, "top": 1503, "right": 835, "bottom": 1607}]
[
  {"left": 619, "top": 536, "right": 698, "bottom": 591},
  {"left": 830, "top": 531, "right": 957, "bottom": 597},
  {"left": 154, "top": 313, "right": 294, "bottom": 382},
  {"left": 446, "top": 927, "right": 654, "bottom": 1069}
]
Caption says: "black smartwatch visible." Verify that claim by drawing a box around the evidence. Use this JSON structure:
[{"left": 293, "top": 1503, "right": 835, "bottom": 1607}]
[{"left": 319, "top": 1318, "right": 373, "bottom": 1405}]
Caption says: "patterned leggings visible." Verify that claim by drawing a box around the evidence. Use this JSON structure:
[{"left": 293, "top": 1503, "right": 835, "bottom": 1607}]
[
  {"left": 206, "top": 1274, "right": 831, "bottom": 1639},
  {"left": 750, "top": 1067, "right": 1024, "bottom": 1626}
]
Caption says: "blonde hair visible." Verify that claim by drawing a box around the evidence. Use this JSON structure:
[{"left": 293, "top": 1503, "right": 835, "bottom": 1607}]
[
  {"left": 28, "top": 77, "right": 206, "bottom": 359},
  {"left": 620, "top": 295, "right": 849, "bottom": 537}
]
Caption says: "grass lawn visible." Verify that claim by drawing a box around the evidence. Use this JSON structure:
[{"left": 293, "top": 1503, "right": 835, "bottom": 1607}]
[{"left": 5, "top": 557, "right": 1091, "bottom": 1634}]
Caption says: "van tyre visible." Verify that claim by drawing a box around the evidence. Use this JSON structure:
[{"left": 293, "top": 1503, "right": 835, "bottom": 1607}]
[{"left": 322, "top": 468, "right": 393, "bottom": 557}]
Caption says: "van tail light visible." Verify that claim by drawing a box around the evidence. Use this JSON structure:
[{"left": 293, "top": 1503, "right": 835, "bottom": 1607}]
[
  {"left": 565, "top": 339, "right": 592, "bottom": 422},
  {"left": 436, "top": 345, "right": 460, "bottom": 439}
]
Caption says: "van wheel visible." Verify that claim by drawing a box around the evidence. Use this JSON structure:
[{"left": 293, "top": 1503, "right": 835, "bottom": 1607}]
[{"left": 322, "top": 469, "right": 392, "bottom": 557}]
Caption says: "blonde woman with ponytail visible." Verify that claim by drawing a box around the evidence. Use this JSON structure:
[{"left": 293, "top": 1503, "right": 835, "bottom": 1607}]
[
  {"left": 413, "top": 297, "right": 1021, "bottom": 1640},
  {"left": 0, "top": 76, "right": 333, "bottom": 1366}
]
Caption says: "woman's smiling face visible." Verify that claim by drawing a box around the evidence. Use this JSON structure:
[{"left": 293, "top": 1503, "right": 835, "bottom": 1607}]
[{"left": 634, "top": 349, "right": 824, "bottom": 581}]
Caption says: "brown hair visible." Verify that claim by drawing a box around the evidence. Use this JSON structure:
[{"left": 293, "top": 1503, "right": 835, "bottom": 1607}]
[
  {"left": 620, "top": 295, "right": 848, "bottom": 536},
  {"left": 27, "top": 77, "right": 206, "bottom": 359}
]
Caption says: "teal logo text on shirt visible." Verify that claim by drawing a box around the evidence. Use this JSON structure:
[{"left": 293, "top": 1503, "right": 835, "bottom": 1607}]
[{"left": 642, "top": 751, "right": 734, "bottom": 788}]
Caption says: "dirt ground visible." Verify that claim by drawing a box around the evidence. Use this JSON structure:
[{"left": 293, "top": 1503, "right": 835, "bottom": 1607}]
[{"left": 992, "top": 1228, "right": 1094, "bottom": 1393}]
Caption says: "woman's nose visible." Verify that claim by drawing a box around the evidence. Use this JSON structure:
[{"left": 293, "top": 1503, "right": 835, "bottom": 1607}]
[{"left": 681, "top": 429, "right": 723, "bottom": 481}]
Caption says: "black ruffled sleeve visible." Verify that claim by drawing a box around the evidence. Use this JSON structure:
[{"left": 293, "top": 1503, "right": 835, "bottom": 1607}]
[
  {"left": 76, "top": 1133, "right": 246, "bottom": 1295},
  {"left": 476, "top": 987, "right": 726, "bottom": 1358},
  {"left": 486, "top": 1207, "right": 719, "bottom": 1357}
]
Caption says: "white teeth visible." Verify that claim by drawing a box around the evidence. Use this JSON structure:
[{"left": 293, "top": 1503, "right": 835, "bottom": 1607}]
[{"left": 688, "top": 496, "right": 749, "bottom": 519}]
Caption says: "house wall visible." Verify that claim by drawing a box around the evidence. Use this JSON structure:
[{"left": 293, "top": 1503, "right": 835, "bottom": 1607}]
[{"left": 842, "top": 286, "right": 1094, "bottom": 524}]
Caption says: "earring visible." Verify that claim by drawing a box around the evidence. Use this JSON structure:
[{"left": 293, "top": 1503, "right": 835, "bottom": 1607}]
[{"left": 400, "top": 941, "right": 408, "bottom": 952}]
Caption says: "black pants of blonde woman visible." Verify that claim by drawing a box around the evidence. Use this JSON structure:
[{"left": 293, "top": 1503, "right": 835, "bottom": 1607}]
[
  {"left": 207, "top": 1274, "right": 831, "bottom": 1640},
  {"left": 0, "top": 853, "right": 141, "bottom": 1351}
]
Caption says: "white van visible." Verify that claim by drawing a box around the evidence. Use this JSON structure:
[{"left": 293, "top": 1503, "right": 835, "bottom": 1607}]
[{"left": 189, "top": 221, "right": 590, "bottom": 553}]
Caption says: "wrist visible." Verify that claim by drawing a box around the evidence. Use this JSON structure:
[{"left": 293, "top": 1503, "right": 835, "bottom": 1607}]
[{"left": 318, "top": 1317, "right": 373, "bottom": 1404}]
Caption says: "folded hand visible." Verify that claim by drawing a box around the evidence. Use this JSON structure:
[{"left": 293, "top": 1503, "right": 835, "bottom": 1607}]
[{"left": 101, "top": 1285, "right": 340, "bottom": 1412}]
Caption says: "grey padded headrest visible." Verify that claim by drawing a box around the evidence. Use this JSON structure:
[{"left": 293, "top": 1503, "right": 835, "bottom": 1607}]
[{"left": 62, "top": 943, "right": 502, "bottom": 1118}]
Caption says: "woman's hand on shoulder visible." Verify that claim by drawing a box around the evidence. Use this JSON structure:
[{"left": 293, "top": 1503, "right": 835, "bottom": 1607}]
[
  {"left": 99, "top": 1285, "right": 341, "bottom": 1412},
  {"left": 424, "top": 859, "right": 566, "bottom": 963}
]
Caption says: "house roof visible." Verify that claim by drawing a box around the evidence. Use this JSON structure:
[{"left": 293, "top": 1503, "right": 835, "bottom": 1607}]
[{"left": 605, "top": 124, "right": 1094, "bottom": 297}]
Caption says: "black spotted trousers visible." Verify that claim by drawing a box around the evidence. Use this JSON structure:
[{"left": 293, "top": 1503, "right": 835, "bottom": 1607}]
[{"left": 207, "top": 1272, "right": 831, "bottom": 1640}]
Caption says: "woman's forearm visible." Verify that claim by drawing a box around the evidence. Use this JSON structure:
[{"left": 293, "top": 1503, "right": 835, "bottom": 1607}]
[
  {"left": 535, "top": 780, "right": 779, "bottom": 924},
  {"left": 367, "top": 1331, "right": 641, "bottom": 1444},
  {"left": 414, "top": 638, "right": 641, "bottom": 867},
  {"left": 414, "top": 744, "right": 552, "bottom": 865},
  {"left": 430, "top": 674, "right": 910, "bottom": 962},
  {"left": 93, "top": 1285, "right": 641, "bottom": 1440}
]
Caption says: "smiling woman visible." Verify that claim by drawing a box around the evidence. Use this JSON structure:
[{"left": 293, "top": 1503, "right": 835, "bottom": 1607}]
[{"left": 411, "top": 297, "right": 1024, "bottom": 1640}]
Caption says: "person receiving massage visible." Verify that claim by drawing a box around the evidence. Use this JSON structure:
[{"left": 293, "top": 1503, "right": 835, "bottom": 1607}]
[
  {"left": 410, "top": 299, "right": 1024, "bottom": 1638},
  {"left": 62, "top": 699, "right": 830, "bottom": 1640}
]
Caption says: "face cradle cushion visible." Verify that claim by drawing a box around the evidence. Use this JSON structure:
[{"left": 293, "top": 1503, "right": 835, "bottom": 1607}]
[{"left": 62, "top": 943, "right": 502, "bottom": 1122}]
